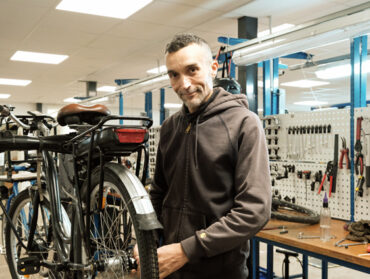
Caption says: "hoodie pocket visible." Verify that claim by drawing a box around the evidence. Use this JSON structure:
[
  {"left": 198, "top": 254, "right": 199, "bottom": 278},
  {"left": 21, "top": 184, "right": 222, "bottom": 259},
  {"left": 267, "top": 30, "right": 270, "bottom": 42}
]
[
  {"left": 161, "top": 207, "right": 207, "bottom": 243},
  {"left": 178, "top": 210, "right": 207, "bottom": 241}
]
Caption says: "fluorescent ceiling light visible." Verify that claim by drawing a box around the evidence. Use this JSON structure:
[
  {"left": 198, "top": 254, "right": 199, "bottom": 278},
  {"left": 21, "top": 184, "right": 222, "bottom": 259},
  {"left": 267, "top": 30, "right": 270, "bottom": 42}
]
[
  {"left": 281, "top": 79, "right": 329, "bottom": 88},
  {"left": 0, "top": 78, "right": 31, "bottom": 86},
  {"left": 315, "top": 60, "right": 370, "bottom": 79},
  {"left": 63, "top": 97, "right": 81, "bottom": 103},
  {"left": 56, "top": 0, "right": 153, "bottom": 19},
  {"left": 294, "top": 100, "right": 328, "bottom": 106},
  {"left": 91, "top": 97, "right": 108, "bottom": 103},
  {"left": 147, "top": 65, "right": 167, "bottom": 74},
  {"left": 0, "top": 94, "right": 10, "bottom": 99},
  {"left": 11, "top": 51, "right": 68, "bottom": 64},
  {"left": 258, "top": 24, "right": 295, "bottom": 37},
  {"left": 97, "top": 86, "right": 116, "bottom": 92},
  {"left": 164, "top": 103, "right": 182, "bottom": 109}
]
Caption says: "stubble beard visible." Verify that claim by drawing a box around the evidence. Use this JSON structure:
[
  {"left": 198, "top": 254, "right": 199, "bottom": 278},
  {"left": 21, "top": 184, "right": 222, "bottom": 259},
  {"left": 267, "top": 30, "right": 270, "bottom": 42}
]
[{"left": 179, "top": 74, "right": 214, "bottom": 113}]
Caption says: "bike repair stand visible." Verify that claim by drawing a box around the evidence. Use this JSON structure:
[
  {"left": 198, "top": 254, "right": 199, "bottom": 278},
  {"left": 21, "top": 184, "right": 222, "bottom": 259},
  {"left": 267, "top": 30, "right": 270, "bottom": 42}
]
[{"left": 276, "top": 249, "right": 302, "bottom": 279}]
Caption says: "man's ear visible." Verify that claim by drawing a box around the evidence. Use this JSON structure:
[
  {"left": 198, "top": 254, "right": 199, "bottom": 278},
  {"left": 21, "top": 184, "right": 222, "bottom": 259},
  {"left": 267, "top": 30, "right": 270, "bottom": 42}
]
[{"left": 211, "top": 60, "right": 219, "bottom": 78}]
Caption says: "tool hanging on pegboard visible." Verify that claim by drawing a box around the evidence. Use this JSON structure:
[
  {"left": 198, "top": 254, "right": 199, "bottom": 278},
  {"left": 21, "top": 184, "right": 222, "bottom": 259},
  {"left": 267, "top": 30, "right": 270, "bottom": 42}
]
[
  {"left": 355, "top": 117, "right": 365, "bottom": 197},
  {"left": 360, "top": 117, "right": 370, "bottom": 195},
  {"left": 339, "top": 137, "right": 350, "bottom": 170},
  {"left": 318, "top": 134, "right": 338, "bottom": 197}
]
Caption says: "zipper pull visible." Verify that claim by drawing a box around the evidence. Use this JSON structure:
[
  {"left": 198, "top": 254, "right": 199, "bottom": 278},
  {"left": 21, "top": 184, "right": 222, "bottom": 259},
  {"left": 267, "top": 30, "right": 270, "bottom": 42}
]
[{"left": 185, "top": 123, "right": 191, "bottom": 133}]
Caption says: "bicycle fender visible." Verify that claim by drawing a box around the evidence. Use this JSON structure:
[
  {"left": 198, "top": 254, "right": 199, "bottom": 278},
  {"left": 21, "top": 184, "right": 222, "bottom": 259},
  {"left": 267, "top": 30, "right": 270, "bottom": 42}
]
[{"left": 105, "top": 162, "right": 163, "bottom": 230}]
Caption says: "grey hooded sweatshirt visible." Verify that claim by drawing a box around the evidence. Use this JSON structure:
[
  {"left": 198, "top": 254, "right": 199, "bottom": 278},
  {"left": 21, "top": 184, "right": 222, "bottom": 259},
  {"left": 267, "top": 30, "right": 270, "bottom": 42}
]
[{"left": 151, "top": 88, "right": 271, "bottom": 279}]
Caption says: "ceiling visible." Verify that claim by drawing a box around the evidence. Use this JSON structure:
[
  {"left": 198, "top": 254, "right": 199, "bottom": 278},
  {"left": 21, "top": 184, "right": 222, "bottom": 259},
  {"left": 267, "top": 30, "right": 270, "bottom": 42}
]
[{"left": 0, "top": 0, "right": 369, "bottom": 112}]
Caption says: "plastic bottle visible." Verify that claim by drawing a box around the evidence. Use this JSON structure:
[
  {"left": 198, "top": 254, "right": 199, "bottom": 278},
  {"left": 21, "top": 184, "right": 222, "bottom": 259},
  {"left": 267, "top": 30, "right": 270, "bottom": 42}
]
[{"left": 320, "top": 192, "right": 331, "bottom": 242}]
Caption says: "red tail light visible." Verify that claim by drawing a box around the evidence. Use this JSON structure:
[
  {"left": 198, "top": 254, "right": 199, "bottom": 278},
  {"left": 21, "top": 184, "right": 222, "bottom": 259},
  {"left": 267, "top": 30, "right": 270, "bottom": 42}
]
[{"left": 114, "top": 129, "right": 147, "bottom": 143}]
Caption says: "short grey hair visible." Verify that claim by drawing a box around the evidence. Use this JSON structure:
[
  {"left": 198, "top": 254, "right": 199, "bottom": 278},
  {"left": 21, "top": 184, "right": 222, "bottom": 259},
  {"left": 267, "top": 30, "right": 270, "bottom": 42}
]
[{"left": 165, "top": 33, "right": 213, "bottom": 62}]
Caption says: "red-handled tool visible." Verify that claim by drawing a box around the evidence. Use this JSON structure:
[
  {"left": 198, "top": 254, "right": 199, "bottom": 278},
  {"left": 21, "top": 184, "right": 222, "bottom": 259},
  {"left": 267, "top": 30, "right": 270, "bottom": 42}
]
[
  {"left": 318, "top": 161, "right": 333, "bottom": 195},
  {"left": 339, "top": 137, "right": 350, "bottom": 169}
]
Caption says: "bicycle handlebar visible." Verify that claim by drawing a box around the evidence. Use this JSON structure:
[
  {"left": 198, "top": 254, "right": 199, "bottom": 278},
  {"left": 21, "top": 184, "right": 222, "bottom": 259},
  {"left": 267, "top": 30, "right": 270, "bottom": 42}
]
[
  {"left": 0, "top": 105, "right": 59, "bottom": 131},
  {"left": 0, "top": 105, "right": 31, "bottom": 130},
  {"left": 0, "top": 105, "right": 10, "bottom": 117}
]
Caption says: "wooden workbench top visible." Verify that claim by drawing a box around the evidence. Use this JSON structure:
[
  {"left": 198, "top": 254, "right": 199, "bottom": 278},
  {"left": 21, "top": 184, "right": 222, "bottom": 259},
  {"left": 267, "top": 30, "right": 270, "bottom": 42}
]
[{"left": 257, "top": 219, "right": 370, "bottom": 268}]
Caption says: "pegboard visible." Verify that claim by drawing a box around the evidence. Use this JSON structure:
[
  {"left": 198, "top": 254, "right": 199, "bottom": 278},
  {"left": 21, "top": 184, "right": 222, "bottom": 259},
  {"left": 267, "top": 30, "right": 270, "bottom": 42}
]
[
  {"left": 265, "top": 107, "right": 370, "bottom": 221},
  {"left": 271, "top": 161, "right": 351, "bottom": 220},
  {"left": 148, "top": 127, "right": 160, "bottom": 178},
  {"left": 265, "top": 109, "right": 350, "bottom": 163}
]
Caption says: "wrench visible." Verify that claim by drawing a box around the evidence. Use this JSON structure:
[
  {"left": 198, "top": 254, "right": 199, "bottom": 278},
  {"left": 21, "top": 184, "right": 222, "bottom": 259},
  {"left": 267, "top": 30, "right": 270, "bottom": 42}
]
[
  {"left": 297, "top": 232, "right": 335, "bottom": 240},
  {"left": 297, "top": 232, "right": 320, "bottom": 239},
  {"left": 338, "top": 241, "right": 368, "bottom": 248}
]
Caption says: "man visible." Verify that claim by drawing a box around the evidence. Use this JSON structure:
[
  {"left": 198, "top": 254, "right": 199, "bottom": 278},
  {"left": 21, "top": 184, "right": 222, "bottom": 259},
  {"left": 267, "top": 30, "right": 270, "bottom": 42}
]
[{"left": 150, "top": 34, "right": 271, "bottom": 279}]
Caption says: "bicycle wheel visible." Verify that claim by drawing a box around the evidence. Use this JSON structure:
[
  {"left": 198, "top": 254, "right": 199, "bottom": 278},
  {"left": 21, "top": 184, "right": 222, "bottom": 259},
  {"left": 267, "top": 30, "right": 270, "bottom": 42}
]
[
  {"left": 83, "top": 165, "right": 159, "bottom": 279},
  {"left": 5, "top": 189, "right": 67, "bottom": 279}
]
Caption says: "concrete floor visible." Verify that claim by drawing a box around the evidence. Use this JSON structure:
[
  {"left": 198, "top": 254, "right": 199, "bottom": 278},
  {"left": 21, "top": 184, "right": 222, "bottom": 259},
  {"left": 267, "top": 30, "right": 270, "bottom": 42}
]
[{"left": 0, "top": 231, "right": 368, "bottom": 278}]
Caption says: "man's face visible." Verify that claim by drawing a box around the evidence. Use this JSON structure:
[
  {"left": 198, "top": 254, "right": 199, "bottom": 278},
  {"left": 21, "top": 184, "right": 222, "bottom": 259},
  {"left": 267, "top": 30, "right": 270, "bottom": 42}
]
[{"left": 165, "top": 44, "right": 218, "bottom": 113}]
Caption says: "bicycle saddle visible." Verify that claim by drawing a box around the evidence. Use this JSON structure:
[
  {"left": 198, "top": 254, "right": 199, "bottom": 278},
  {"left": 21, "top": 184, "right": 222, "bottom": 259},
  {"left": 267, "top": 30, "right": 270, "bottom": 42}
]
[{"left": 57, "top": 103, "right": 111, "bottom": 126}]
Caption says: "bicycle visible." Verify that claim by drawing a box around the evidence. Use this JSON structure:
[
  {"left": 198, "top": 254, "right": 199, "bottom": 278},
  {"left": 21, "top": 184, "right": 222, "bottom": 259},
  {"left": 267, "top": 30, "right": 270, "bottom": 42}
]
[{"left": 0, "top": 104, "right": 162, "bottom": 278}]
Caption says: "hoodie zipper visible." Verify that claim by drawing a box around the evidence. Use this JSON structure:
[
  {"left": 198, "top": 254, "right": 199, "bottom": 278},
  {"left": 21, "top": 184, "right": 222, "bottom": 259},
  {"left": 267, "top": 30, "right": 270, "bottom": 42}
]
[{"left": 176, "top": 121, "right": 191, "bottom": 241}]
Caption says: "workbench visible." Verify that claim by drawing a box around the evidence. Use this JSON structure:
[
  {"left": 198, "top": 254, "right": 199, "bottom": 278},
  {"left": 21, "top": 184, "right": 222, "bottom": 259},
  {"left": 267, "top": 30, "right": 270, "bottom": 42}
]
[{"left": 252, "top": 219, "right": 370, "bottom": 279}]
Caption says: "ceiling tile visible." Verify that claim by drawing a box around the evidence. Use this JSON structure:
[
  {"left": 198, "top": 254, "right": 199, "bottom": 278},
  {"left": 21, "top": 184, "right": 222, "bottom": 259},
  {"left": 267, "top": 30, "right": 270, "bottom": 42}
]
[{"left": 130, "top": 1, "right": 221, "bottom": 28}]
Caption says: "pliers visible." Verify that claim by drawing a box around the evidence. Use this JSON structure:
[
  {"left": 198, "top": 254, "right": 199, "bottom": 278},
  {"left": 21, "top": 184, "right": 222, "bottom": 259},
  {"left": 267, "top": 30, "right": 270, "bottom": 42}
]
[
  {"left": 339, "top": 137, "right": 350, "bottom": 169},
  {"left": 318, "top": 161, "right": 334, "bottom": 197}
]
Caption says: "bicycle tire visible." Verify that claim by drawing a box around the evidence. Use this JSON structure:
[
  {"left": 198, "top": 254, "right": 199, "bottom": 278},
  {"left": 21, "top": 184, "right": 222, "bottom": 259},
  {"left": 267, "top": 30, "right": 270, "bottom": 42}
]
[
  {"left": 5, "top": 189, "right": 67, "bottom": 279},
  {"left": 81, "top": 165, "right": 159, "bottom": 279},
  {"left": 271, "top": 198, "right": 320, "bottom": 224}
]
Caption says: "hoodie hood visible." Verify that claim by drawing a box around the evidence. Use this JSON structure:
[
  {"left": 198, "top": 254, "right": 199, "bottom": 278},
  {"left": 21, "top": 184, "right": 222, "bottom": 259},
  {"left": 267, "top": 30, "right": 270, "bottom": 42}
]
[
  {"left": 181, "top": 87, "right": 249, "bottom": 123},
  {"left": 179, "top": 87, "right": 250, "bottom": 169}
]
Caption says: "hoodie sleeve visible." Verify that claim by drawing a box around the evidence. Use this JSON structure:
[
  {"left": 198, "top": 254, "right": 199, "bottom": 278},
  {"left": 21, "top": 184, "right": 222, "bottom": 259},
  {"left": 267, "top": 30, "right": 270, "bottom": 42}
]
[{"left": 181, "top": 112, "right": 271, "bottom": 262}]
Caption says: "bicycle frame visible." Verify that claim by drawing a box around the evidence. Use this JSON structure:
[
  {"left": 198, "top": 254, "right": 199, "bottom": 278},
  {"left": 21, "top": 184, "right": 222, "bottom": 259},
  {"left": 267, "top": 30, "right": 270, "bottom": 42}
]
[{"left": 0, "top": 112, "right": 154, "bottom": 273}]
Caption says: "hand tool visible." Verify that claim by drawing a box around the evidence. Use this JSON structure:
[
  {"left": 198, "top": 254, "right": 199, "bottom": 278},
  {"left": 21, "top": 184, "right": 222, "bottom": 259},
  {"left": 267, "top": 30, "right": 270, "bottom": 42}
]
[
  {"left": 335, "top": 238, "right": 345, "bottom": 247},
  {"left": 339, "top": 137, "right": 350, "bottom": 169},
  {"left": 297, "top": 232, "right": 335, "bottom": 239},
  {"left": 303, "top": 171, "right": 311, "bottom": 200},
  {"left": 356, "top": 176, "right": 365, "bottom": 198},
  {"left": 318, "top": 161, "right": 334, "bottom": 195},
  {"left": 355, "top": 117, "right": 363, "bottom": 152},
  {"left": 311, "top": 171, "right": 322, "bottom": 191},
  {"left": 331, "top": 134, "right": 339, "bottom": 196},
  {"left": 297, "top": 232, "right": 320, "bottom": 239},
  {"left": 339, "top": 241, "right": 368, "bottom": 248},
  {"left": 366, "top": 134, "right": 370, "bottom": 189}
]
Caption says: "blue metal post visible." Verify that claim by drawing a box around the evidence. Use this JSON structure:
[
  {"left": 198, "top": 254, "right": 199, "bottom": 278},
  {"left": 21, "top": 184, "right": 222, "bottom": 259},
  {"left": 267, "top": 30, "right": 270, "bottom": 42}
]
[
  {"left": 263, "top": 60, "right": 271, "bottom": 116},
  {"left": 145, "top": 91, "right": 153, "bottom": 119},
  {"left": 119, "top": 92, "right": 123, "bottom": 124},
  {"left": 266, "top": 244, "right": 273, "bottom": 279},
  {"left": 303, "top": 255, "right": 308, "bottom": 278},
  {"left": 350, "top": 35, "right": 367, "bottom": 222},
  {"left": 115, "top": 79, "right": 138, "bottom": 124},
  {"left": 360, "top": 35, "right": 367, "bottom": 106},
  {"left": 321, "top": 260, "right": 328, "bottom": 279},
  {"left": 160, "top": 88, "right": 165, "bottom": 124},
  {"left": 252, "top": 238, "right": 260, "bottom": 279},
  {"left": 272, "top": 58, "right": 279, "bottom": 115}
]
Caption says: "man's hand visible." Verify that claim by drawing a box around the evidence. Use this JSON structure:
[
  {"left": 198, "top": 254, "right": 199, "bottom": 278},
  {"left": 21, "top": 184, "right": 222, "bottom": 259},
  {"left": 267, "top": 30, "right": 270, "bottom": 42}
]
[{"left": 157, "top": 243, "right": 189, "bottom": 279}]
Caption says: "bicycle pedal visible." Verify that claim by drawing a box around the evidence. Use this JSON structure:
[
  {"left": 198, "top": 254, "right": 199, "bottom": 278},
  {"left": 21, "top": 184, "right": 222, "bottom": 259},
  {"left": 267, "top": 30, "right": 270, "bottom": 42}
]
[{"left": 17, "top": 256, "right": 41, "bottom": 275}]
